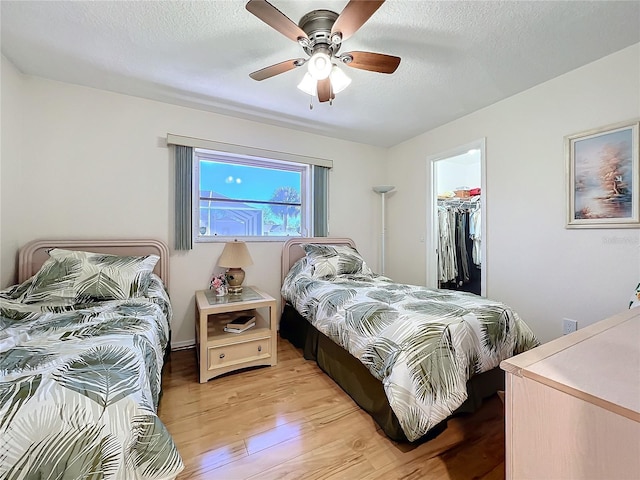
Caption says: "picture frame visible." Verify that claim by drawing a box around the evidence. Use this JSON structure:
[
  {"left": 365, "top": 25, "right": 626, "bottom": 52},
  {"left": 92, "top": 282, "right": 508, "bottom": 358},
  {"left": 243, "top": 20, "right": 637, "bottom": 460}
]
[{"left": 566, "top": 119, "right": 640, "bottom": 229}]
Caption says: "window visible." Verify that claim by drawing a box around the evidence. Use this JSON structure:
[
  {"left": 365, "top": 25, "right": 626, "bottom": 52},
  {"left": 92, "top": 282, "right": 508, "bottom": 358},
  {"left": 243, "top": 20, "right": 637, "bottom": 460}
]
[
  {"left": 169, "top": 134, "right": 330, "bottom": 249},
  {"left": 194, "top": 149, "right": 311, "bottom": 240}
]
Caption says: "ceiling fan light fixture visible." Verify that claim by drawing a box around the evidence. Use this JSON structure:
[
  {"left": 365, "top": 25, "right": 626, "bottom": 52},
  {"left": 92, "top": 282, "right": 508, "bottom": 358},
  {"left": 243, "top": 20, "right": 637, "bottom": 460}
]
[
  {"left": 329, "top": 65, "right": 351, "bottom": 94},
  {"left": 245, "top": 0, "right": 401, "bottom": 102},
  {"left": 297, "top": 72, "right": 317, "bottom": 96},
  {"left": 307, "top": 50, "right": 332, "bottom": 80}
]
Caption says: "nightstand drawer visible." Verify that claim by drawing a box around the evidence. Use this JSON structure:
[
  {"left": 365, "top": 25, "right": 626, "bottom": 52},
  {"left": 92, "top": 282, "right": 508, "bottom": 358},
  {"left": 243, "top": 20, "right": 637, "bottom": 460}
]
[{"left": 207, "top": 338, "right": 271, "bottom": 370}]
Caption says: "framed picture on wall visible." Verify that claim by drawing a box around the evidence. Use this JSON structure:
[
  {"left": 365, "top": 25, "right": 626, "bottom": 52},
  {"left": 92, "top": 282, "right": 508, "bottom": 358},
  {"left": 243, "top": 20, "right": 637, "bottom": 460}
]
[{"left": 566, "top": 119, "right": 640, "bottom": 229}]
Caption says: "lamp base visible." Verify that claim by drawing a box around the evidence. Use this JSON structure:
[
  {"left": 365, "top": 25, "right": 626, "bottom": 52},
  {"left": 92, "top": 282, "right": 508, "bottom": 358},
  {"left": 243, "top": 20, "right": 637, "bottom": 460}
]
[{"left": 225, "top": 267, "right": 245, "bottom": 295}]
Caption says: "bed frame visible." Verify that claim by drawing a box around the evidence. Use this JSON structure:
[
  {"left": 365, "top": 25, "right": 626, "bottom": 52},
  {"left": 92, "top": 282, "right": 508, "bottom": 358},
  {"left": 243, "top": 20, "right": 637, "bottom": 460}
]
[
  {"left": 18, "top": 239, "right": 170, "bottom": 287},
  {"left": 280, "top": 237, "right": 504, "bottom": 442}
]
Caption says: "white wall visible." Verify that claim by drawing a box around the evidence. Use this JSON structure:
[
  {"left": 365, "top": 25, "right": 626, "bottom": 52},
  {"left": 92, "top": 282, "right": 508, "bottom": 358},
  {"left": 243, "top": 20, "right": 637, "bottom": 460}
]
[
  {"left": 386, "top": 44, "right": 640, "bottom": 343},
  {"left": 0, "top": 58, "right": 387, "bottom": 347},
  {"left": 436, "top": 151, "right": 481, "bottom": 194},
  {"left": 0, "top": 57, "right": 26, "bottom": 282}
]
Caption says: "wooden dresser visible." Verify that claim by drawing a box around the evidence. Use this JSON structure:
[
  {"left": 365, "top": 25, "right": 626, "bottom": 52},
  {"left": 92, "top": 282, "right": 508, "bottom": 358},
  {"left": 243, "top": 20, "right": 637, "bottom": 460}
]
[{"left": 500, "top": 308, "right": 640, "bottom": 479}]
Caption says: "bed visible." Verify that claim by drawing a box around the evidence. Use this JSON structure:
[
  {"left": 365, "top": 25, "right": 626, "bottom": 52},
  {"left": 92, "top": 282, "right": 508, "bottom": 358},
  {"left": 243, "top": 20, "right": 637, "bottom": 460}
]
[
  {"left": 0, "top": 239, "right": 184, "bottom": 479},
  {"left": 280, "top": 237, "right": 539, "bottom": 442}
]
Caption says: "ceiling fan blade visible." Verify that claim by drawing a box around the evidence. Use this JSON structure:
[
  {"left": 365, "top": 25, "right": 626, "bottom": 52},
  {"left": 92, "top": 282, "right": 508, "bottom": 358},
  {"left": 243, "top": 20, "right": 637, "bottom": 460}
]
[
  {"left": 331, "top": 0, "right": 385, "bottom": 42},
  {"left": 250, "top": 58, "right": 304, "bottom": 81},
  {"left": 246, "top": 0, "right": 308, "bottom": 43},
  {"left": 343, "top": 51, "right": 401, "bottom": 74},
  {"left": 317, "top": 78, "right": 332, "bottom": 102}
]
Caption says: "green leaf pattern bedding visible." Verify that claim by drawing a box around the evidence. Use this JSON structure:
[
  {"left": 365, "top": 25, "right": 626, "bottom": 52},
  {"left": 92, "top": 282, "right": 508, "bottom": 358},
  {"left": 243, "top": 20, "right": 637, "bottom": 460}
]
[
  {"left": 282, "top": 257, "right": 539, "bottom": 441},
  {"left": 0, "top": 274, "right": 184, "bottom": 479}
]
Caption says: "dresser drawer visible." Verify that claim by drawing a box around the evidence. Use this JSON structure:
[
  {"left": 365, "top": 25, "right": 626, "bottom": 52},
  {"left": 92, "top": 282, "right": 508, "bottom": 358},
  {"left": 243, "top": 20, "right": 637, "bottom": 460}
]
[{"left": 208, "top": 338, "right": 271, "bottom": 370}]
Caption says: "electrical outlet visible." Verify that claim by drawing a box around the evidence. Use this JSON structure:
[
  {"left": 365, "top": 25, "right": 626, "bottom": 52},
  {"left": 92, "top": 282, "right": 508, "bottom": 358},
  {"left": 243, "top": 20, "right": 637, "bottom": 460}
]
[{"left": 563, "top": 318, "right": 578, "bottom": 335}]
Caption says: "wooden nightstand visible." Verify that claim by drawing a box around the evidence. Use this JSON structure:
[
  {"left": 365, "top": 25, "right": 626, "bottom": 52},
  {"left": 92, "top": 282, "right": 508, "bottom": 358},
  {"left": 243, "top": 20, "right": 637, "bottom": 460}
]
[{"left": 195, "top": 286, "right": 277, "bottom": 383}]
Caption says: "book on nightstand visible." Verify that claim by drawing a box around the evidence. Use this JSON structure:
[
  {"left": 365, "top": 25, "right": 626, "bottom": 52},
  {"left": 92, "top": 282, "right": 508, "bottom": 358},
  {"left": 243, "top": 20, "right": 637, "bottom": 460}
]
[
  {"left": 224, "top": 322, "right": 256, "bottom": 334},
  {"left": 224, "top": 315, "right": 256, "bottom": 333}
]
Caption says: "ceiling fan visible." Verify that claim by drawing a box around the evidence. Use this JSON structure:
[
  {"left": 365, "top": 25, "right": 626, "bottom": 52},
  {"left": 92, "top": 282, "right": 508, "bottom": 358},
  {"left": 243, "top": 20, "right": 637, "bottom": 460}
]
[{"left": 246, "top": 0, "right": 401, "bottom": 104}]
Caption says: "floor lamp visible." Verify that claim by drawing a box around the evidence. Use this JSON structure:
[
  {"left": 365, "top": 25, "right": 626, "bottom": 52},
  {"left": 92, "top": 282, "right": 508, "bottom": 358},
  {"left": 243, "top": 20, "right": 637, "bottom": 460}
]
[{"left": 373, "top": 185, "right": 395, "bottom": 275}]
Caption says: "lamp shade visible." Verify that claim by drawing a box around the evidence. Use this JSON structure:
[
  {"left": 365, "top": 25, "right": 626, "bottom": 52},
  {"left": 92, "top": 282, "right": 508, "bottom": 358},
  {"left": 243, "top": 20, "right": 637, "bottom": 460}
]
[
  {"left": 329, "top": 65, "right": 351, "bottom": 94},
  {"left": 218, "top": 241, "right": 253, "bottom": 268},
  {"left": 373, "top": 185, "right": 395, "bottom": 194},
  {"left": 297, "top": 72, "right": 317, "bottom": 96}
]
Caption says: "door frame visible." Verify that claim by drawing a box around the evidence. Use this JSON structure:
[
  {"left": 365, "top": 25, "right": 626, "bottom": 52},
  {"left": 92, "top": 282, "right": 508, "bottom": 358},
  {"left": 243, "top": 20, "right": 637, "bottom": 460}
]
[{"left": 426, "top": 138, "right": 487, "bottom": 296}]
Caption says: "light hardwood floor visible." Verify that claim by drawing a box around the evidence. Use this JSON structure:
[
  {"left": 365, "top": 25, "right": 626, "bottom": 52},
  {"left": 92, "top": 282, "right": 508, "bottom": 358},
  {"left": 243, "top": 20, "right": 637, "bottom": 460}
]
[{"left": 159, "top": 337, "right": 505, "bottom": 480}]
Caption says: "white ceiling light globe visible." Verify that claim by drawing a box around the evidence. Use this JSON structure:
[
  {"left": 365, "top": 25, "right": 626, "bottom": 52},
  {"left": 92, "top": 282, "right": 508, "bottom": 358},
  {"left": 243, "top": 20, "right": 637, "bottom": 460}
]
[
  {"left": 297, "top": 72, "right": 317, "bottom": 96},
  {"left": 308, "top": 51, "right": 332, "bottom": 80},
  {"left": 329, "top": 65, "right": 351, "bottom": 94}
]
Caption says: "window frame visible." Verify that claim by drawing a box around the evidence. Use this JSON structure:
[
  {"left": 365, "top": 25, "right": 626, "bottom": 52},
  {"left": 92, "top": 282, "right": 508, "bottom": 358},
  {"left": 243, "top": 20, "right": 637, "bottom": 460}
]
[{"left": 193, "top": 148, "right": 312, "bottom": 242}]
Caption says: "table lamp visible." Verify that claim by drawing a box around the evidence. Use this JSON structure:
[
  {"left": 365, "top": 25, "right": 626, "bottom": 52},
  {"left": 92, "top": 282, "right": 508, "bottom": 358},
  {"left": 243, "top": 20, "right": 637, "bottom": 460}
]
[{"left": 218, "top": 240, "right": 253, "bottom": 294}]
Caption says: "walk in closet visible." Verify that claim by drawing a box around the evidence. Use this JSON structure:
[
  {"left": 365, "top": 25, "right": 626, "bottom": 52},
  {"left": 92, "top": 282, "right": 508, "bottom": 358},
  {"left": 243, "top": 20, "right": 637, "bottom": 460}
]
[{"left": 429, "top": 143, "right": 485, "bottom": 296}]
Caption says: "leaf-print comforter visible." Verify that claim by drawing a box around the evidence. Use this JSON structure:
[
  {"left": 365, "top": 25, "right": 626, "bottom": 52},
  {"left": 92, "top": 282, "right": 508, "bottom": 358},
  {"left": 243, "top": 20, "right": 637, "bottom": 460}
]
[
  {"left": 282, "top": 265, "right": 539, "bottom": 441},
  {"left": 0, "top": 275, "right": 184, "bottom": 479}
]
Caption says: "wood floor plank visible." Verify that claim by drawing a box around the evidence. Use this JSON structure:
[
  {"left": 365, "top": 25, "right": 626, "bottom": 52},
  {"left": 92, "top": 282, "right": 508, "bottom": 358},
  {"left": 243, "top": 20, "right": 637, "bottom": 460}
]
[{"left": 159, "top": 337, "right": 506, "bottom": 479}]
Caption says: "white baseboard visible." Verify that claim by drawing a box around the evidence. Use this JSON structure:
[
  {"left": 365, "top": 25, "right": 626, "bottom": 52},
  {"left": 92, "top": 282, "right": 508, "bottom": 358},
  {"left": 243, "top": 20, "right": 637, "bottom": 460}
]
[{"left": 171, "top": 339, "right": 195, "bottom": 350}]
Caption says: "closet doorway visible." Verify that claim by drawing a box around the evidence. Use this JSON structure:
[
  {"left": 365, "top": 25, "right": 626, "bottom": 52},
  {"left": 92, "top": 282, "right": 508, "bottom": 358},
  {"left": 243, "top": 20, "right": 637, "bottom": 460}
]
[{"left": 427, "top": 139, "right": 486, "bottom": 296}]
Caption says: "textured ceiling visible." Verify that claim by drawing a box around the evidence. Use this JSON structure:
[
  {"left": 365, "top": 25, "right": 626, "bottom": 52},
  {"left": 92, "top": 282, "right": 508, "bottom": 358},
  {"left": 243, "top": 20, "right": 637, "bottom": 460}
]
[{"left": 2, "top": 1, "right": 639, "bottom": 147}]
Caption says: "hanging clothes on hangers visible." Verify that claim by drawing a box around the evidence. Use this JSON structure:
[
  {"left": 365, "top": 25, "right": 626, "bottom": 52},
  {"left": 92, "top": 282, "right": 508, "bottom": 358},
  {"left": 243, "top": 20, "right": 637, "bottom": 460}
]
[
  {"left": 469, "top": 207, "right": 481, "bottom": 267},
  {"left": 437, "top": 205, "right": 457, "bottom": 283},
  {"left": 436, "top": 196, "right": 481, "bottom": 294}
]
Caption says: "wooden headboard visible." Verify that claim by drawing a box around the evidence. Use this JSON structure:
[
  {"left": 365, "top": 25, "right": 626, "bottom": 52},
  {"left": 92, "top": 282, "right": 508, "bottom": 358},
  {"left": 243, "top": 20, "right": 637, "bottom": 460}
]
[
  {"left": 18, "top": 239, "right": 170, "bottom": 287},
  {"left": 281, "top": 237, "right": 356, "bottom": 285}
]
